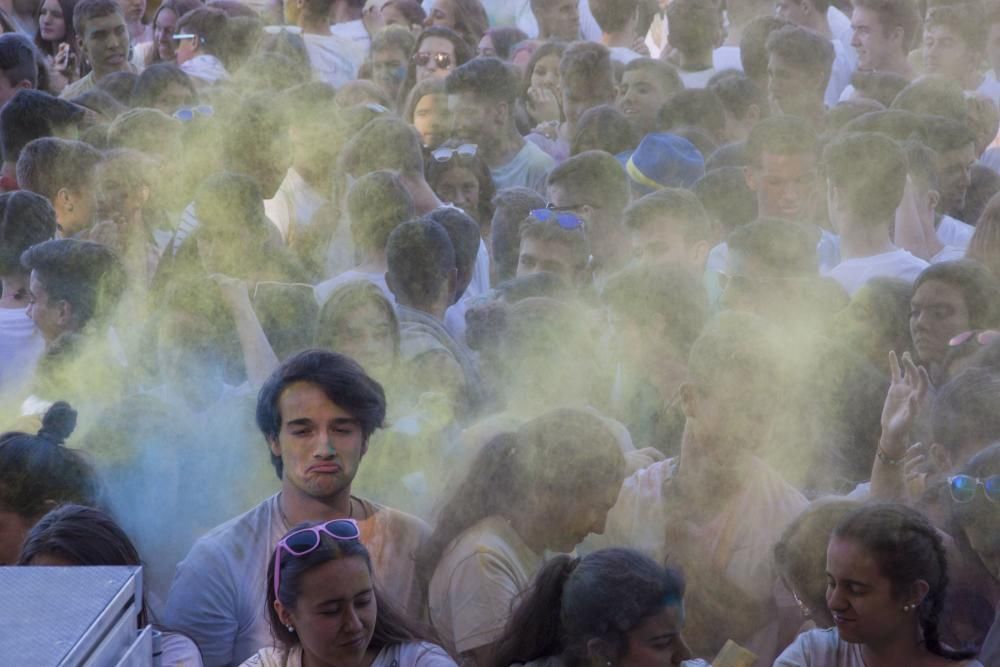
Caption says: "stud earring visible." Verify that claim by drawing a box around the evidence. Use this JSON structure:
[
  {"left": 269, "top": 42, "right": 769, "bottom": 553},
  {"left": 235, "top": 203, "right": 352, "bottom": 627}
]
[
  {"left": 287, "top": 625, "right": 295, "bottom": 633},
  {"left": 902, "top": 604, "right": 912, "bottom": 612}
]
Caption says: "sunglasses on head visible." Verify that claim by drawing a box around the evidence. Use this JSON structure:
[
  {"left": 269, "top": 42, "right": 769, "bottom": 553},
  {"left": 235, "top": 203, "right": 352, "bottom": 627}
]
[
  {"left": 413, "top": 51, "right": 452, "bottom": 69},
  {"left": 529, "top": 208, "right": 584, "bottom": 230},
  {"left": 949, "top": 330, "right": 1000, "bottom": 347},
  {"left": 431, "top": 143, "right": 478, "bottom": 162},
  {"left": 172, "top": 32, "right": 199, "bottom": 41},
  {"left": 273, "top": 519, "right": 361, "bottom": 598},
  {"left": 948, "top": 474, "right": 1000, "bottom": 504},
  {"left": 173, "top": 105, "right": 214, "bottom": 121}
]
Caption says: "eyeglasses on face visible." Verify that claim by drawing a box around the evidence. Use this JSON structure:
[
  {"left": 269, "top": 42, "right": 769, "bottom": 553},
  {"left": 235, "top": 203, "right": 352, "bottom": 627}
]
[{"left": 948, "top": 474, "right": 1000, "bottom": 504}]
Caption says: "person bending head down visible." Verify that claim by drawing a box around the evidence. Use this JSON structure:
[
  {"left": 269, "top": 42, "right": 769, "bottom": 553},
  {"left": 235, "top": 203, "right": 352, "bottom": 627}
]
[
  {"left": 492, "top": 548, "right": 693, "bottom": 667},
  {"left": 260, "top": 521, "right": 448, "bottom": 667},
  {"left": 385, "top": 218, "right": 456, "bottom": 321},
  {"left": 419, "top": 408, "right": 627, "bottom": 665},
  {"left": 559, "top": 42, "right": 615, "bottom": 135}
]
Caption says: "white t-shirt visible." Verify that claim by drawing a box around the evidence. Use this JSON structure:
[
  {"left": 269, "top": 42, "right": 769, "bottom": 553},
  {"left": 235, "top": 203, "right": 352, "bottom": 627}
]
[
  {"left": 827, "top": 40, "right": 855, "bottom": 108},
  {"left": 303, "top": 33, "right": 365, "bottom": 89},
  {"left": 0, "top": 306, "right": 43, "bottom": 399},
  {"left": 329, "top": 19, "right": 371, "bottom": 51},
  {"left": 164, "top": 494, "right": 430, "bottom": 667},
  {"left": 828, "top": 6, "right": 858, "bottom": 69},
  {"left": 314, "top": 269, "right": 393, "bottom": 306},
  {"left": 609, "top": 46, "right": 642, "bottom": 64},
  {"left": 241, "top": 642, "right": 456, "bottom": 667},
  {"left": 428, "top": 515, "right": 543, "bottom": 654},
  {"left": 678, "top": 67, "right": 718, "bottom": 89},
  {"left": 937, "top": 214, "right": 975, "bottom": 249},
  {"left": 775, "top": 628, "right": 984, "bottom": 666},
  {"left": 425, "top": 0, "right": 600, "bottom": 41},
  {"left": 931, "top": 245, "right": 966, "bottom": 263},
  {"left": 824, "top": 249, "right": 929, "bottom": 296},
  {"left": 490, "top": 140, "right": 555, "bottom": 196},
  {"left": 713, "top": 45, "right": 743, "bottom": 72},
  {"left": 264, "top": 168, "right": 329, "bottom": 244}
]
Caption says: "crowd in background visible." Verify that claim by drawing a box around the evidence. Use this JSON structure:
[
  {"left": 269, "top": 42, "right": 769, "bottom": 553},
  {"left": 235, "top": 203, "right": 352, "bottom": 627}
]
[{"left": 3, "top": 0, "right": 1000, "bottom": 666}]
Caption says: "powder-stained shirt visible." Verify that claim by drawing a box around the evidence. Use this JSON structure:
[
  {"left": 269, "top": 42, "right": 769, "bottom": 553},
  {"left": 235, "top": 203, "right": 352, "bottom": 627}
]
[
  {"left": 489, "top": 141, "right": 555, "bottom": 196},
  {"left": 428, "top": 515, "right": 543, "bottom": 654},
  {"left": 164, "top": 494, "right": 429, "bottom": 667},
  {"left": 775, "top": 628, "right": 984, "bottom": 666}
]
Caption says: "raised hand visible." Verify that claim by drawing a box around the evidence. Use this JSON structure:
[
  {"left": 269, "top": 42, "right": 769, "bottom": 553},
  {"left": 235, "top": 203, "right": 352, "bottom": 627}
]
[
  {"left": 526, "top": 85, "right": 561, "bottom": 124},
  {"left": 879, "top": 351, "right": 930, "bottom": 459}
]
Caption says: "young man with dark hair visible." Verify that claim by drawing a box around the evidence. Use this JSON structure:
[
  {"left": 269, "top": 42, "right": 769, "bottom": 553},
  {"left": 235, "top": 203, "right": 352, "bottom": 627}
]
[
  {"left": 765, "top": 25, "right": 835, "bottom": 123},
  {"left": 774, "top": 0, "right": 855, "bottom": 106},
  {"left": 602, "top": 263, "right": 707, "bottom": 457},
  {"left": 0, "top": 191, "right": 58, "bottom": 397},
  {"left": 823, "top": 132, "right": 928, "bottom": 295},
  {"left": 665, "top": 0, "right": 723, "bottom": 88},
  {"left": 623, "top": 187, "right": 712, "bottom": 275},
  {"left": 616, "top": 57, "right": 684, "bottom": 139},
  {"left": 386, "top": 217, "right": 483, "bottom": 416},
  {"left": 589, "top": 0, "right": 641, "bottom": 63},
  {"left": 0, "top": 90, "right": 85, "bottom": 193},
  {"left": 658, "top": 88, "right": 727, "bottom": 146},
  {"left": 743, "top": 115, "right": 838, "bottom": 270},
  {"left": 0, "top": 33, "right": 37, "bottom": 107},
  {"left": 603, "top": 309, "right": 808, "bottom": 662},
  {"left": 920, "top": 115, "right": 978, "bottom": 240},
  {"left": 546, "top": 149, "right": 630, "bottom": 280},
  {"left": 16, "top": 137, "right": 102, "bottom": 237},
  {"left": 61, "top": 0, "right": 135, "bottom": 99},
  {"left": 314, "top": 169, "right": 414, "bottom": 305},
  {"left": 446, "top": 57, "right": 554, "bottom": 195},
  {"left": 709, "top": 72, "right": 765, "bottom": 143},
  {"left": 20, "top": 238, "right": 125, "bottom": 345},
  {"left": 489, "top": 186, "right": 545, "bottom": 284},
  {"left": 264, "top": 82, "right": 341, "bottom": 247},
  {"left": 296, "top": 0, "right": 365, "bottom": 88},
  {"left": 740, "top": 15, "right": 793, "bottom": 92},
  {"left": 923, "top": 2, "right": 990, "bottom": 95},
  {"left": 529, "top": 0, "right": 580, "bottom": 41},
  {"left": 849, "top": 0, "right": 918, "bottom": 83},
  {"left": 165, "top": 349, "right": 430, "bottom": 667},
  {"left": 426, "top": 206, "right": 483, "bottom": 342},
  {"left": 515, "top": 214, "right": 591, "bottom": 288}
]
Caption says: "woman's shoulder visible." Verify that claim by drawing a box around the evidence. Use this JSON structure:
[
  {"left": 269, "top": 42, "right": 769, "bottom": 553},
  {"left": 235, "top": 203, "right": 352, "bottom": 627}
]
[
  {"left": 377, "top": 642, "right": 456, "bottom": 667},
  {"left": 514, "top": 655, "right": 564, "bottom": 667},
  {"left": 238, "top": 646, "right": 300, "bottom": 667}
]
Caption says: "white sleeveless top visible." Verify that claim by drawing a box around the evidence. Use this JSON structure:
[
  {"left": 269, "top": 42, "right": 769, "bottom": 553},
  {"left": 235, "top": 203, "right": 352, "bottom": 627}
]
[{"left": 774, "top": 628, "right": 984, "bottom": 667}]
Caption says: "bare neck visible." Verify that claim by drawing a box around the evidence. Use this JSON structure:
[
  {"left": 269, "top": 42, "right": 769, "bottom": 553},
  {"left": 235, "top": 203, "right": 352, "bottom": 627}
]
[
  {"left": 278, "top": 484, "right": 353, "bottom": 528},
  {"left": 0, "top": 273, "right": 28, "bottom": 309},
  {"left": 299, "top": 14, "right": 332, "bottom": 35},
  {"left": 838, "top": 218, "right": 896, "bottom": 260}
]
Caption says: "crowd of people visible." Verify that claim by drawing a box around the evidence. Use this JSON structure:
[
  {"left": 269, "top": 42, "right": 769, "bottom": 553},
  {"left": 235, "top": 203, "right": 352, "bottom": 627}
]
[{"left": 2, "top": 0, "right": 1000, "bottom": 665}]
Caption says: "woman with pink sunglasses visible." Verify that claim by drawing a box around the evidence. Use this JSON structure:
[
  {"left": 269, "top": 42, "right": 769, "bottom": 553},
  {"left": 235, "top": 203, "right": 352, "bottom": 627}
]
[{"left": 241, "top": 519, "right": 455, "bottom": 667}]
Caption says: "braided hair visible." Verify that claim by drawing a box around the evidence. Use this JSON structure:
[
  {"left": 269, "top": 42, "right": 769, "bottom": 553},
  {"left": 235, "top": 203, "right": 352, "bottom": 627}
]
[{"left": 833, "top": 503, "right": 976, "bottom": 661}]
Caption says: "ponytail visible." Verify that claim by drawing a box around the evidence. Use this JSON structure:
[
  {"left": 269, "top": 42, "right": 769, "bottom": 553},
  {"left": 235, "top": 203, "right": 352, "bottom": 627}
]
[
  {"left": 490, "top": 555, "right": 578, "bottom": 667},
  {"left": 917, "top": 523, "right": 976, "bottom": 661}
]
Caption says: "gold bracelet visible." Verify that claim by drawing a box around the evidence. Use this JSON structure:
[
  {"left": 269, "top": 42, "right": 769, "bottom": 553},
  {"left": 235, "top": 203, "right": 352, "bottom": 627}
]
[{"left": 877, "top": 447, "right": 904, "bottom": 467}]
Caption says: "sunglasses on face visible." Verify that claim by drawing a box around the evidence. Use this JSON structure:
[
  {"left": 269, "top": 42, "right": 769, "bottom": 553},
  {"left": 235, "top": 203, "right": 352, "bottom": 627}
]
[
  {"left": 413, "top": 51, "right": 452, "bottom": 69},
  {"left": 431, "top": 143, "right": 478, "bottom": 162},
  {"left": 949, "top": 330, "right": 1000, "bottom": 347},
  {"left": 529, "top": 208, "right": 585, "bottom": 230},
  {"left": 948, "top": 475, "right": 1000, "bottom": 504},
  {"left": 172, "top": 32, "right": 199, "bottom": 41},
  {"left": 273, "top": 519, "right": 361, "bottom": 598},
  {"left": 173, "top": 105, "right": 214, "bottom": 121}
]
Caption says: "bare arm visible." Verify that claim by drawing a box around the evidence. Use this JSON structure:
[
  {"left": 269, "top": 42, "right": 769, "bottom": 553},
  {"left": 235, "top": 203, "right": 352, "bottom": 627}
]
[
  {"left": 211, "top": 275, "right": 280, "bottom": 388},
  {"left": 870, "top": 351, "right": 929, "bottom": 501}
]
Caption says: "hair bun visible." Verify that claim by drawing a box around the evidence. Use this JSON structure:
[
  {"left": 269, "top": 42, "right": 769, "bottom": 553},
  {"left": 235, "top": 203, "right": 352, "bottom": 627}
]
[{"left": 38, "top": 401, "right": 78, "bottom": 445}]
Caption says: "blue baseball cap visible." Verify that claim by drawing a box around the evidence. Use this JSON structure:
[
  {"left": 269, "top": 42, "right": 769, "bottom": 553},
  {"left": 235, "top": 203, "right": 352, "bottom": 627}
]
[{"left": 617, "top": 133, "right": 706, "bottom": 196}]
